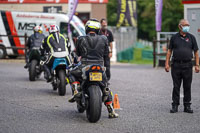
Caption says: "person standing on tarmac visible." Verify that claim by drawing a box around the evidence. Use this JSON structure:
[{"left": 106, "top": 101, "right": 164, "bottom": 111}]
[
  {"left": 99, "top": 18, "right": 114, "bottom": 81},
  {"left": 165, "top": 19, "right": 199, "bottom": 113},
  {"left": 40, "top": 24, "right": 72, "bottom": 82},
  {"left": 24, "top": 26, "right": 45, "bottom": 68},
  {"left": 68, "top": 19, "right": 119, "bottom": 118}
]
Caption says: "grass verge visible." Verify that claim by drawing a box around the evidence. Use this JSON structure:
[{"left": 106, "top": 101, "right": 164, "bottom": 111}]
[{"left": 120, "top": 59, "right": 153, "bottom": 65}]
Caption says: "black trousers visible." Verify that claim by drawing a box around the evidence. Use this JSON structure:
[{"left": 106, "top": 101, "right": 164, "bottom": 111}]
[
  {"left": 104, "top": 56, "right": 111, "bottom": 81},
  {"left": 171, "top": 61, "right": 193, "bottom": 106}
]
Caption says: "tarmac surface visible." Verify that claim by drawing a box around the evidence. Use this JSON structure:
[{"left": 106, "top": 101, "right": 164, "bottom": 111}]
[{"left": 0, "top": 60, "right": 200, "bottom": 133}]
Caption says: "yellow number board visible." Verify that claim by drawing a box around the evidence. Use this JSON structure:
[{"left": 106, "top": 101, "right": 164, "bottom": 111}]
[{"left": 89, "top": 72, "right": 102, "bottom": 81}]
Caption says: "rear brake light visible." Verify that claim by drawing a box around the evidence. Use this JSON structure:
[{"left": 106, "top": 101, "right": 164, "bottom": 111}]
[
  {"left": 91, "top": 66, "right": 97, "bottom": 70},
  {"left": 97, "top": 66, "right": 100, "bottom": 70}
]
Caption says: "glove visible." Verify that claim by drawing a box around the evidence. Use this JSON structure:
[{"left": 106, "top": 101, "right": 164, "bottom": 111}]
[
  {"left": 71, "top": 52, "right": 79, "bottom": 64},
  {"left": 41, "top": 56, "right": 46, "bottom": 61}
]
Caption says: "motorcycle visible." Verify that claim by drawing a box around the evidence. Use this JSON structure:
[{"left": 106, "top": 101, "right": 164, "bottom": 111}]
[
  {"left": 28, "top": 47, "right": 42, "bottom": 81},
  {"left": 50, "top": 52, "right": 69, "bottom": 96},
  {"left": 74, "top": 63, "right": 106, "bottom": 123}
]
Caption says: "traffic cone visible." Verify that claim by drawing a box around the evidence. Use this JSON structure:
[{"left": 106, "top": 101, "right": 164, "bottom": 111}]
[{"left": 113, "top": 94, "right": 120, "bottom": 109}]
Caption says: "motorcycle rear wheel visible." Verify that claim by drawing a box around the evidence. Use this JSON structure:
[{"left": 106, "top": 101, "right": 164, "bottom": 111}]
[
  {"left": 58, "top": 69, "right": 66, "bottom": 96},
  {"left": 86, "top": 85, "right": 102, "bottom": 123},
  {"left": 29, "top": 60, "right": 38, "bottom": 81}
]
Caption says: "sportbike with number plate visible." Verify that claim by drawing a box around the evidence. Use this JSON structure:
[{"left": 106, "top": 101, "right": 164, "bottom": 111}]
[{"left": 74, "top": 64, "right": 106, "bottom": 123}]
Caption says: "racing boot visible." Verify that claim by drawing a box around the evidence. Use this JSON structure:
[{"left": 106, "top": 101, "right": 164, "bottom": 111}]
[
  {"left": 24, "top": 53, "right": 29, "bottom": 69},
  {"left": 105, "top": 102, "right": 119, "bottom": 118},
  {"left": 68, "top": 82, "right": 81, "bottom": 103},
  {"left": 24, "top": 63, "right": 28, "bottom": 69},
  {"left": 43, "top": 64, "right": 52, "bottom": 82}
]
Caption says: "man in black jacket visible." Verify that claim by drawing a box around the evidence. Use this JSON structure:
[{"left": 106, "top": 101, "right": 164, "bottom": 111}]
[
  {"left": 68, "top": 19, "right": 118, "bottom": 118},
  {"left": 165, "top": 19, "right": 199, "bottom": 113},
  {"left": 99, "top": 18, "right": 114, "bottom": 81}
]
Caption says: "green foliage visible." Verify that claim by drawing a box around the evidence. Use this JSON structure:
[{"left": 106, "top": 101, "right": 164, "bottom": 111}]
[
  {"left": 134, "top": 48, "right": 142, "bottom": 60},
  {"left": 137, "top": 0, "right": 183, "bottom": 40},
  {"left": 107, "top": 0, "right": 184, "bottom": 41},
  {"left": 107, "top": 0, "right": 118, "bottom": 26},
  {"left": 130, "top": 59, "right": 153, "bottom": 64},
  {"left": 120, "top": 59, "right": 153, "bottom": 65}
]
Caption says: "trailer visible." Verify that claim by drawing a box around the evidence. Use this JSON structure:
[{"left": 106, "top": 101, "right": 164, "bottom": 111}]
[
  {"left": 183, "top": 0, "right": 200, "bottom": 55},
  {"left": 0, "top": 10, "right": 85, "bottom": 59}
]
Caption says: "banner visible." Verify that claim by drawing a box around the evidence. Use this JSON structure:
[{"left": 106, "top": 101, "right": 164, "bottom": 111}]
[
  {"left": 116, "top": 0, "right": 137, "bottom": 27},
  {"left": 155, "top": 0, "right": 163, "bottom": 32},
  {"left": 126, "top": 0, "right": 137, "bottom": 27},
  {"left": 68, "top": 0, "right": 79, "bottom": 23},
  {"left": 68, "top": 0, "right": 79, "bottom": 34},
  {"left": 68, "top": 0, "right": 78, "bottom": 51}
]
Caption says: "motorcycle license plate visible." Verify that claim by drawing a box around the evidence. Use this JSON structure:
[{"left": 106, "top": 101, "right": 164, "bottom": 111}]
[{"left": 89, "top": 72, "right": 102, "bottom": 81}]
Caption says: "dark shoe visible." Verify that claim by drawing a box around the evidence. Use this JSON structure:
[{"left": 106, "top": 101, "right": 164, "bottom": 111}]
[
  {"left": 24, "top": 64, "right": 28, "bottom": 69},
  {"left": 184, "top": 106, "right": 193, "bottom": 113},
  {"left": 68, "top": 90, "right": 81, "bottom": 103},
  {"left": 46, "top": 75, "right": 52, "bottom": 83},
  {"left": 170, "top": 105, "right": 178, "bottom": 113}
]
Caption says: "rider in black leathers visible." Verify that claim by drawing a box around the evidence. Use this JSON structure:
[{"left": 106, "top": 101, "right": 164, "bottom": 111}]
[
  {"left": 24, "top": 26, "right": 45, "bottom": 68},
  {"left": 68, "top": 19, "right": 119, "bottom": 118},
  {"left": 40, "top": 24, "right": 72, "bottom": 82}
]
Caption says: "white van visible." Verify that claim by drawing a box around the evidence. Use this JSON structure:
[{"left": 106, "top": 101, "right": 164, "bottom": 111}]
[{"left": 0, "top": 10, "right": 85, "bottom": 59}]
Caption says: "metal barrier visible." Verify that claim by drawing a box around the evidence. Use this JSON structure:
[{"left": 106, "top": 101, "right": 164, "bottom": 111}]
[
  {"left": 0, "top": 33, "right": 28, "bottom": 58},
  {"left": 108, "top": 26, "right": 137, "bottom": 53},
  {"left": 153, "top": 39, "right": 170, "bottom": 67}
]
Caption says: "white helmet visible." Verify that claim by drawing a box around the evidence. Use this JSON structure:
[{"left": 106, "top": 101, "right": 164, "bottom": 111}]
[
  {"left": 49, "top": 24, "right": 60, "bottom": 33},
  {"left": 49, "top": 24, "right": 60, "bottom": 43},
  {"left": 85, "top": 19, "right": 101, "bottom": 34},
  {"left": 34, "top": 26, "right": 43, "bottom": 33}
]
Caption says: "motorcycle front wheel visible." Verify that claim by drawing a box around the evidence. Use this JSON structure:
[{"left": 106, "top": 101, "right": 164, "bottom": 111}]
[{"left": 86, "top": 85, "right": 102, "bottom": 123}]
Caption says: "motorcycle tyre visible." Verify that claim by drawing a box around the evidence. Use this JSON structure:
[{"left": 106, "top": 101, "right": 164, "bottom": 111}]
[{"left": 86, "top": 85, "right": 102, "bottom": 123}]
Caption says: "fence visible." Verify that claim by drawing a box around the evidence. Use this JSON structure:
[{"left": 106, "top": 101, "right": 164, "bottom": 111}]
[
  {"left": 153, "top": 39, "right": 170, "bottom": 67},
  {"left": 0, "top": 34, "right": 28, "bottom": 59},
  {"left": 109, "top": 26, "right": 137, "bottom": 53}
]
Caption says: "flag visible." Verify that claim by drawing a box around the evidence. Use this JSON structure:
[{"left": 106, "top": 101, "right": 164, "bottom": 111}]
[
  {"left": 155, "top": 0, "right": 163, "bottom": 32},
  {"left": 68, "top": 0, "right": 78, "bottom": 51},
  {"left": 116, "top": 0, "right": 137, "bottom": 27},
  {"left": 126, "top": 0, "right": 137, "bottom": 27},
  {"left": 68, "top": 0, "right": 79, "bottom": 23}
]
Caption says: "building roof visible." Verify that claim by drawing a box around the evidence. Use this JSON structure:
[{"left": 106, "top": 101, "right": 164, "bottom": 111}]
[
  {"left": 182, "top": 0, "right": 200, "bottom": 4},
  {"left": 0, "top": 0, "right": 108, "bottom": 4}
]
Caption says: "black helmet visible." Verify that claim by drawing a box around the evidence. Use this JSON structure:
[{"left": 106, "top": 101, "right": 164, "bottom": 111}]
[{"left": 85, "top": 18, "right": 101, "bottom": 34}]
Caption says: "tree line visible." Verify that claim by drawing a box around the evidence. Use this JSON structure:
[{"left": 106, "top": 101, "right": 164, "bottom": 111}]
[{"left": 107, "top": 0, "right": 183, "bottom": 41}]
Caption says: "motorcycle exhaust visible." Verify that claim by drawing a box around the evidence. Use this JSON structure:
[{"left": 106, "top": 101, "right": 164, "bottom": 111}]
[{"left": 103, "top": 87, "right": 110, "bottom": 102}]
